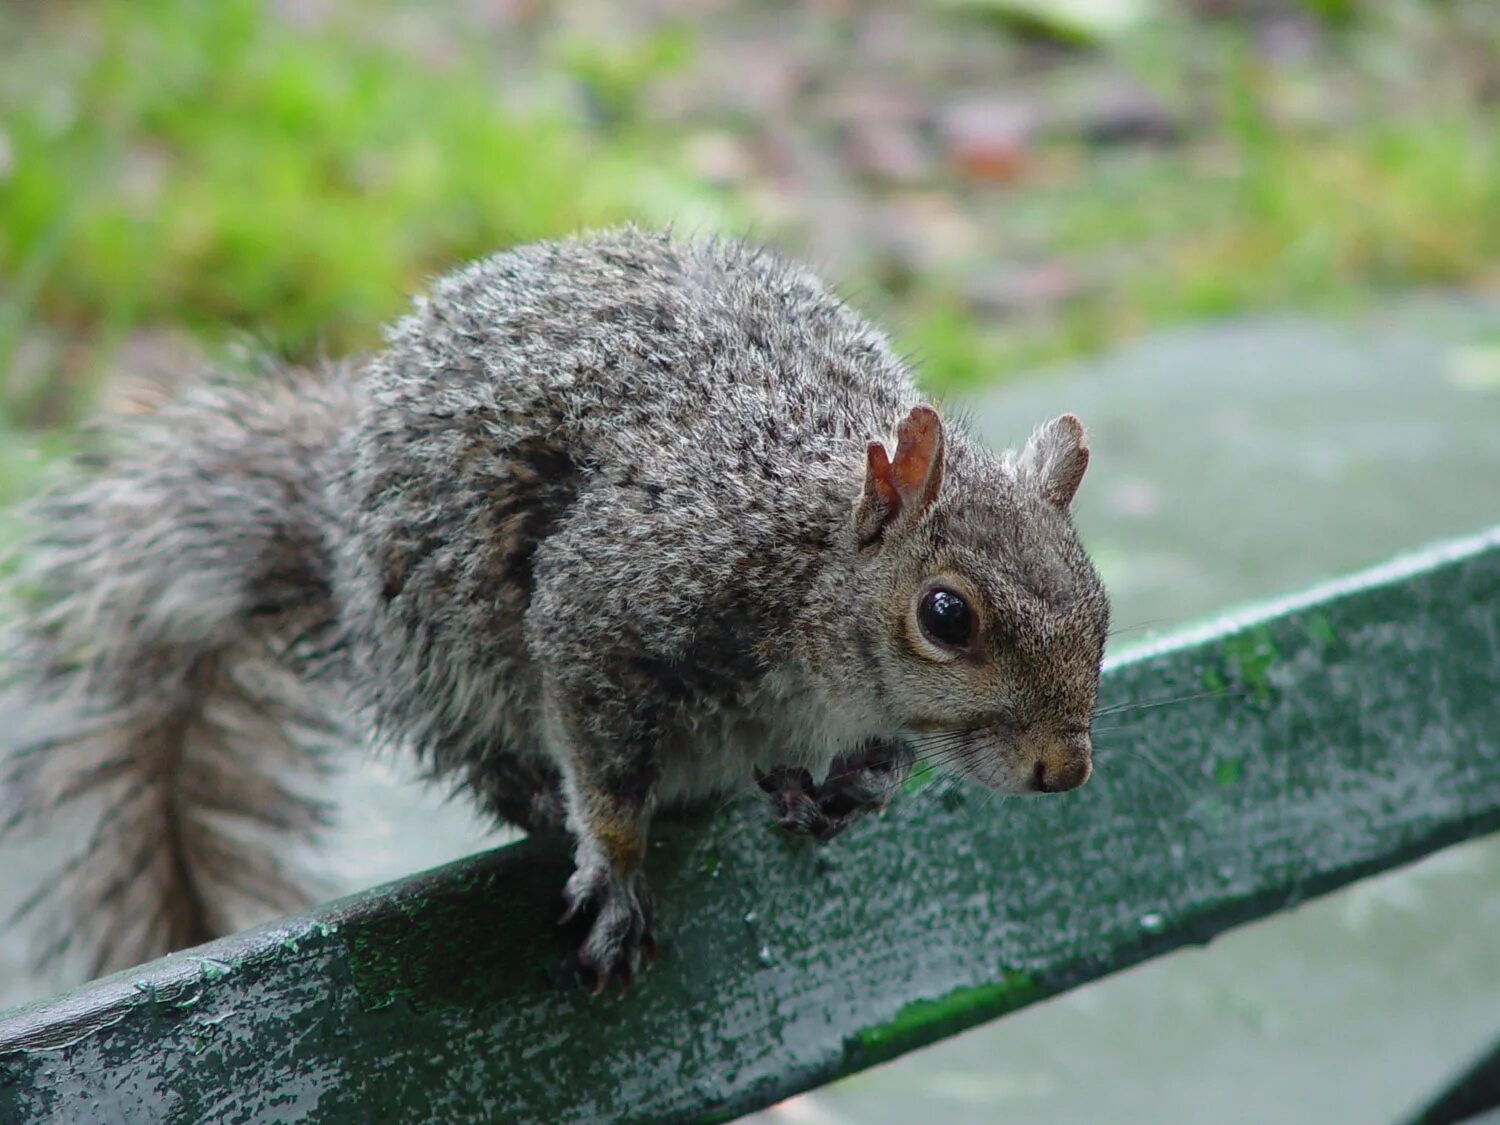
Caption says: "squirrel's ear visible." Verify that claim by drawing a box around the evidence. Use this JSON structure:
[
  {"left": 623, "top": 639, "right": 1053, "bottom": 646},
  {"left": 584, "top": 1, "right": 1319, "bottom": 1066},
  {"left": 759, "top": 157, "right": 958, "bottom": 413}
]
[
  {"left": 1017, "top": 414, "right": 1089, "bottom": 510},
  {"left": 855, "top": 405, "right": 945, "bottom": 547}
]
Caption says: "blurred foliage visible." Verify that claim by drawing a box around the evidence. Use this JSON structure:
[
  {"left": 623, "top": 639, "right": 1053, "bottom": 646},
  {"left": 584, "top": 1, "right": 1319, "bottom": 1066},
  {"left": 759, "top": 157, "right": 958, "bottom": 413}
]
[
  {"left": 561, "top": 24, "right": 695, "bottom": 127},
  {"left": 0, "top": 0, "right": 714, "bottom": 423},
  {"left": 907, "top": 2, "right": 1500, "bottom": 391},
  {"left": 0, "top": 0, "right": 1498, "bottom": 411}
]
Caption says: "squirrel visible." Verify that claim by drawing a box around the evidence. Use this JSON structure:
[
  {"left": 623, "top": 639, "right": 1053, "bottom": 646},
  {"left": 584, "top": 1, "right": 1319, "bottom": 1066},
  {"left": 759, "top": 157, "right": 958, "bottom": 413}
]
[{"left": 0, "top": 227, "right": 1108, "bottom": 992}]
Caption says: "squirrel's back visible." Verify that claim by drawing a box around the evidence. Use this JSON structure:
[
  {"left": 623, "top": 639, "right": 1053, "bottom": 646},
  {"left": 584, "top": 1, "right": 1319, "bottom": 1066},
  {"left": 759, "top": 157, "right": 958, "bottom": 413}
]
[{"left": 366, "top": 227, "right": 916, "bottom": 463}]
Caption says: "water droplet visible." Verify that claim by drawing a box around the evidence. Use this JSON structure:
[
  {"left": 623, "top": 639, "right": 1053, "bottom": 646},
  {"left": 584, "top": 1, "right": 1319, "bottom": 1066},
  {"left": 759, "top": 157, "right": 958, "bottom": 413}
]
[{"left": 1138, "top": 912, "right": 1166, "bottom": 934}]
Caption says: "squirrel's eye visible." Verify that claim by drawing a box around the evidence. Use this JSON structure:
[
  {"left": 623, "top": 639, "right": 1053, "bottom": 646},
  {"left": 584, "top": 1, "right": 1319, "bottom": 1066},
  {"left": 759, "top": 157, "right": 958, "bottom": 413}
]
[{"left": 918, "top": 587, "right": 974, "bottom": 650}]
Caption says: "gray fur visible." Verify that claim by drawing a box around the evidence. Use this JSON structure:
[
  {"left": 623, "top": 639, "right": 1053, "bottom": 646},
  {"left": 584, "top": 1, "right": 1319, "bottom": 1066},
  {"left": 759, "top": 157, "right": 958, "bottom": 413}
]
[
  {"left": 0, "top": 368, "right": 354, "bottom": 977},
  {"left": 2, "top": 227, "right": 1108, "bottom": 987}
]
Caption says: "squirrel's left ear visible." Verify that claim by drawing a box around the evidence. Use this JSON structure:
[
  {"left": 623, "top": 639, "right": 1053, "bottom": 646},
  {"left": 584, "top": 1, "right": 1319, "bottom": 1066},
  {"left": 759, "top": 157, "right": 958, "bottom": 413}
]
[
  {"left": 1017, "top": 414, "right": 1089, "bottom": 510},
  {"left": 855, "top": 405, "right": 945, "bottom": 547}
]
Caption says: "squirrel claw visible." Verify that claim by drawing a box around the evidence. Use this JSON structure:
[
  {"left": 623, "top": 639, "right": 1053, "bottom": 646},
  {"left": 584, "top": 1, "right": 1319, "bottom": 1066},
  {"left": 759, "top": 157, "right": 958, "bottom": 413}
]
[{"left": 563, "top": 862, "right": 655, "bottom": 997}]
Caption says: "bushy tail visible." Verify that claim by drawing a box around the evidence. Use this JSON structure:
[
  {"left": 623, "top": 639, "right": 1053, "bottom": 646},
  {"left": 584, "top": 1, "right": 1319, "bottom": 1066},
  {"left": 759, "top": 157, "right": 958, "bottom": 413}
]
[{"left": 0, "top": 367, "right": 355, "bottom": 979}]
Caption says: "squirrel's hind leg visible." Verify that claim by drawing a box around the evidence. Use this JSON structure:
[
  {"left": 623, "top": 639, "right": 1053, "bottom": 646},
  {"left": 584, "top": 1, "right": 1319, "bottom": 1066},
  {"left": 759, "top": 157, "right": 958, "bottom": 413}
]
[{"left": 550, "top": 730, "right": 659, "bottom": 994}]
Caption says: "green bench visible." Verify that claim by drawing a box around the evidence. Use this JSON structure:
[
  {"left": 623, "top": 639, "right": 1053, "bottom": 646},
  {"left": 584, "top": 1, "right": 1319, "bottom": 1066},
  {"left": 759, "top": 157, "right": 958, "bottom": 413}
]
[
  {"left": 3, "top": 306, "right": 1499, "bottom": 1120},
  {"left": 1, "top": 527, "right": 1498, "bottom": 1121}
]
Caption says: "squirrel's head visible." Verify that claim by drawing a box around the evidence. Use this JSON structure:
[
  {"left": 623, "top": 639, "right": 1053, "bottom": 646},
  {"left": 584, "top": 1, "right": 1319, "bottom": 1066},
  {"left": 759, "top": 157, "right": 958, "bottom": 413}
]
[{"left": 846, "top": 406, "right": 1109, "bottom": 796}]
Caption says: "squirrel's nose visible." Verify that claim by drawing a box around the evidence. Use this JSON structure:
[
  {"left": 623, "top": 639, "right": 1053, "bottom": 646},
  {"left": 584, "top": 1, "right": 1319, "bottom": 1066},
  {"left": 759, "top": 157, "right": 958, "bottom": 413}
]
[
  {"left": 1033, "top": 757, "right": 1090, "bottom": 792},
  {"left": 1031, "top": 736, "right": 1092, "bottom": 793}
]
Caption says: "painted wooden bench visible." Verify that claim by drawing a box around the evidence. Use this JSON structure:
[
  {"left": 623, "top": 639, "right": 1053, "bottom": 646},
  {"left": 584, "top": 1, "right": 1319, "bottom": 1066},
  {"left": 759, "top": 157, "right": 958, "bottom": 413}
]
[{"left": 1, "top": 524, "right": 1497, "bottom": 1122}]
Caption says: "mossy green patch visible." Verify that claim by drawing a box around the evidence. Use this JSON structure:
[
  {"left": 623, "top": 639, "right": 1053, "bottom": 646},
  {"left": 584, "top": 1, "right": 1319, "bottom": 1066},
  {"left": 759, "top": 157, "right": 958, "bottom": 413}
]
[
  {"left": 191, "top": 957, "right": 232, "bottom": 983},
  {"left": 1221, "top": 626, "right": 1280, "bottom": 705},
  {"left": 855, "top": 971, "right": 1038, "bottom": 1063},
  {"left": 1202, "top": 665, "right": 1228, "bottom": 694},
  {"left": 1305, "top": 612, "right": 1338, "bottom": 648}
]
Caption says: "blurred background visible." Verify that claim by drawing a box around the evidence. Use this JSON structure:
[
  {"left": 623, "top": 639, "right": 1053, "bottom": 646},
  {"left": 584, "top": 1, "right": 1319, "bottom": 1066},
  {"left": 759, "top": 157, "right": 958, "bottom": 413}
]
[{"left": 2, "top": 0, "right": 1500, "bottom": 1122}]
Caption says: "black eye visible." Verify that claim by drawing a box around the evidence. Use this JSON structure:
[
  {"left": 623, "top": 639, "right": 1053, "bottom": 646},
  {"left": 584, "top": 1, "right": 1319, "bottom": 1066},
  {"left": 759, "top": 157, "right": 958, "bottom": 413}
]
[{"left": 918, "top": 587, "right": 974, "bottom": 650}]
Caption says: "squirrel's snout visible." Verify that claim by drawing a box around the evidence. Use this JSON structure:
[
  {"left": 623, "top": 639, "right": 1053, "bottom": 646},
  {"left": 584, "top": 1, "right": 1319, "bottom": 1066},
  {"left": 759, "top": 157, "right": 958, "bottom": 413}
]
[{"left": 1030, "top": 735, "right": 1092, "bottom": 793}]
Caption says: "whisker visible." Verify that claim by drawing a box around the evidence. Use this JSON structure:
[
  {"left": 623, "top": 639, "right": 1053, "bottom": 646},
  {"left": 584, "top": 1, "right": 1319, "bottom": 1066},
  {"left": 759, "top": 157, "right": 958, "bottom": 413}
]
[
  {"left": 909, "top": 748, "right": 987, "bottom": 777},
  {"left": 914, "top": 772, "right": 966, "bottom": 802},
  {"left": 905, "top": 736, "right": 973, "bottom": 753},
  {"left": 908, "top": 743, "right": 981, "bottom": 766},
  {"left": 1100, "top": 742, "right": 1196, "bottom": 801},
  {"left": 1107, "top": 618, "right": 1177, "bottom": 639},
  {"left": 906, "top": 725, "right": 987, "bottom": 745},
  {"left": 905, "top": 737, "right": 986, "bottom": 768},
  {"left": 1095, "top": 686, "right": 1247, "bottom": 719},
  {"left": 977, "top": 787, "right": 1006, "bottom": 812}
]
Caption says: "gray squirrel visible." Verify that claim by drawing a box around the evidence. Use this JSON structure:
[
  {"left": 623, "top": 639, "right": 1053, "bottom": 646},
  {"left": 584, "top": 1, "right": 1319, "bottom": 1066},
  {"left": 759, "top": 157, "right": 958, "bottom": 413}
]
[{"left": 1, "top": 227, "right": 1108, "bottom": 991}]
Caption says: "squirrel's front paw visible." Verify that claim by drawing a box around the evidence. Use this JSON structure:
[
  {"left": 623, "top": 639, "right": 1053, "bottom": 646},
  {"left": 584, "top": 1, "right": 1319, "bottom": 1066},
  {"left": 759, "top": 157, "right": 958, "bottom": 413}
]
[
  {"left": 758, "top": 748, "right": 908, "bottom": 842},
  {"left": 758, "top": 766, "right": 839, "bottom": 841},
  {"left": 756, "top": 766, "right": 871, "bottom": 842},
  {"left": 560, "top": 862, "right": 656, "bottom": 994}
]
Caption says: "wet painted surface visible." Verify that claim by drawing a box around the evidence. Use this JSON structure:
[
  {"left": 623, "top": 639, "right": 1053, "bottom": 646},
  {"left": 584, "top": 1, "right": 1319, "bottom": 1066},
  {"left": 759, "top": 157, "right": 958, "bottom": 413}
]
[{"left": 2, "top": 527, "right": 1499, "bottom": 1122}]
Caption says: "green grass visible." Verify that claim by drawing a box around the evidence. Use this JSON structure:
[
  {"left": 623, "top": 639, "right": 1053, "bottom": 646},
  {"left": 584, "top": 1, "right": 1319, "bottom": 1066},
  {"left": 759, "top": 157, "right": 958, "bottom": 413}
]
[
  {"left": 901, "top": 13, "right": 1500, "bottom": 393},
  {"left": 3, "top": 0, "right": 1498, "bottom": 409},
  {"left": 907, "top": 108, "right": 1500, "bottom": 393},
  {"left": 0, "top": 0, "right": 716, "bottom": 424}
]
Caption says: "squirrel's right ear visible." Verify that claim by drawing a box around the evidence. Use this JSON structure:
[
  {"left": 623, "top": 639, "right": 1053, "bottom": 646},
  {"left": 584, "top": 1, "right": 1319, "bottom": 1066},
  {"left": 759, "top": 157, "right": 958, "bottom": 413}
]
[
  {"left": 855, "top": 405, "right": 945, "bottom": 548},
  {"left": 1017, "top": 414, "right": 1090, "bottom": 510}
]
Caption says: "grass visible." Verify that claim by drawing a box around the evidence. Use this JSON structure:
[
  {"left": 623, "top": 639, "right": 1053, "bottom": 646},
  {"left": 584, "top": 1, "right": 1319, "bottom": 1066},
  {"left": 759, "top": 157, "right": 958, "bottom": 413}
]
[
  {"left": 902, "top": 10, "right": 1500, "bottom": 392},
  {"left": 918, "top": 107, "right": 1500, "bottom": 393},
  {"left": 1, "top": 0, "right": 1498, "bottom": 407},
  {"left": 0, "top": 0, "right": 716, "bottom": 425}
]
